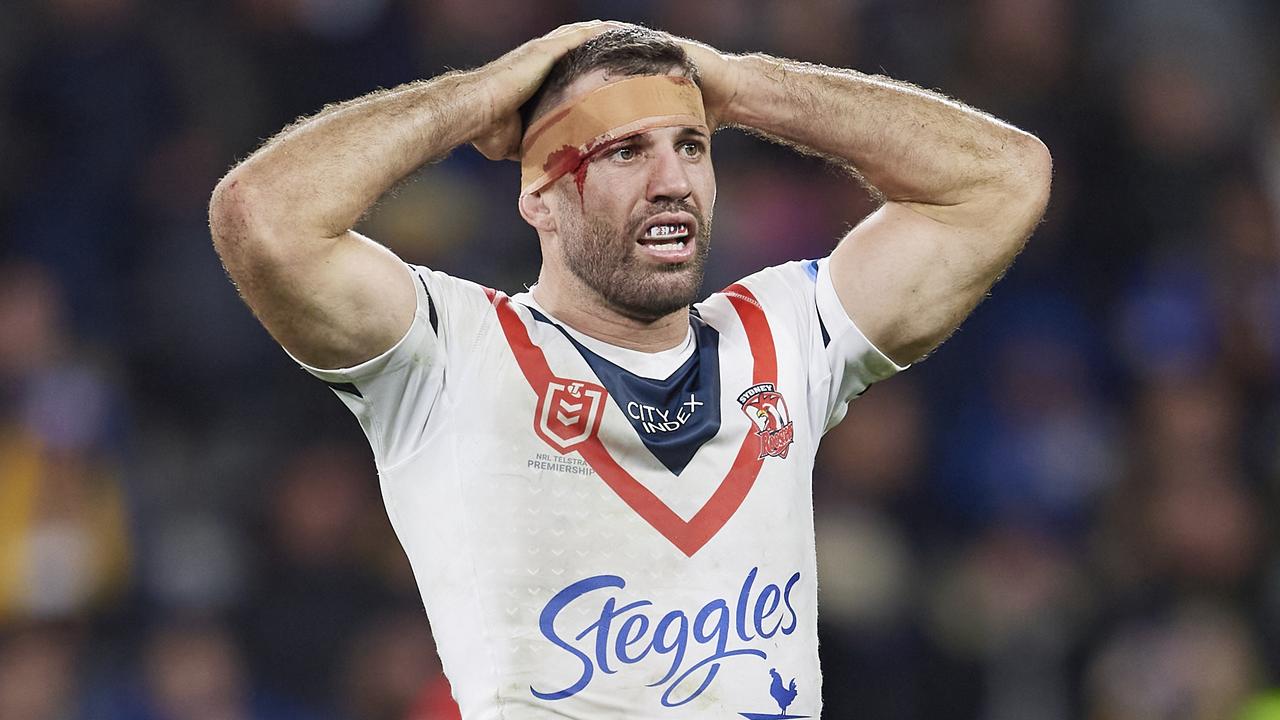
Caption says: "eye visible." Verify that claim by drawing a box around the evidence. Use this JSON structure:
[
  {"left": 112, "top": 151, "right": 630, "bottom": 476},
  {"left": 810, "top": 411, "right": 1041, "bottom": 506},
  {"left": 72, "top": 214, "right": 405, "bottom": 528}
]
[
  {"left": 680, "top": 141, "right": 705, "bottom": 158},
  {"left": 611, "top": 146, "right": 637, "bottom": 161}
]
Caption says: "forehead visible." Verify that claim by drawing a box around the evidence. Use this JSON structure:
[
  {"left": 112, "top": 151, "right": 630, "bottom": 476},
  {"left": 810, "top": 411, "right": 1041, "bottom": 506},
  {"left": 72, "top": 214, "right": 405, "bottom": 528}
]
[{"left": 558, "top": 67, "right": 686, "bottom": 107}]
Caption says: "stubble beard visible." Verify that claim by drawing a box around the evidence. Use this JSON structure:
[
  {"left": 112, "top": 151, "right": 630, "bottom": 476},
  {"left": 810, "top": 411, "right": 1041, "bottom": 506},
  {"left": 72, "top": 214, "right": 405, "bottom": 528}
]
[{"left": 560, "top": 203, "right": 713, "bottom": 321}]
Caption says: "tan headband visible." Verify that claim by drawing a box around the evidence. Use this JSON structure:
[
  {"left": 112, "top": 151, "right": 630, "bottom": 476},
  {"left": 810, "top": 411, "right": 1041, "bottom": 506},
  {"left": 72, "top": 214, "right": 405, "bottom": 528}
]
[{"left": 520, "top": 74, "right": 708, "bottom": 196}]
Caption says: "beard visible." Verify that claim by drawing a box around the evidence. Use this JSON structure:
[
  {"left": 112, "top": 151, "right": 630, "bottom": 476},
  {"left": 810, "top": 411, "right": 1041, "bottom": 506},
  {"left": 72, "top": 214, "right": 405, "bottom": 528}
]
[{"left": 559, "top": 201, "right": 713, "bottom": 321}]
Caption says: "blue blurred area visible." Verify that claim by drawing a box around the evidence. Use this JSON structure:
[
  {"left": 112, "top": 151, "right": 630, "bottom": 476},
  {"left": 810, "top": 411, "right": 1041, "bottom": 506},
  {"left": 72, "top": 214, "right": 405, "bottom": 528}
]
[{"left": 0, "top": 1, "right": 1278, "bottom": 719}]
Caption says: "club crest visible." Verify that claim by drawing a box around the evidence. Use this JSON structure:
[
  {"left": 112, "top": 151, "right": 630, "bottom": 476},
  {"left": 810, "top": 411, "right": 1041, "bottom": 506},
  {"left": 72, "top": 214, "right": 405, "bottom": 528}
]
[
  {"left": 536, "top": 377, "right": 607, "bottom": 453},
  {"left": 738, "top": 383, "right": 794, "bottom": 459}
]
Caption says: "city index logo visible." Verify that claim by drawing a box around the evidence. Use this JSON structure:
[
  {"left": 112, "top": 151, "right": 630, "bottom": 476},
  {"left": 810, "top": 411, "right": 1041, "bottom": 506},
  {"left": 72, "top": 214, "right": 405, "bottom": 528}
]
[
  {"left": 627, "top": 393, "right": 704, "bottom": 434},
  {"left": 531, "top": 567, "right": 802, "bottom": 709},
  {"left": 738, "top": 383, "right": 794, "bottom": 459}
]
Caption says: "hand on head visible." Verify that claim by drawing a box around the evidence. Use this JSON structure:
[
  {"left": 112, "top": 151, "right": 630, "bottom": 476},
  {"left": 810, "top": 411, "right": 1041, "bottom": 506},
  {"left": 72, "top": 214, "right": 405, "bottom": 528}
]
[
  {"left": 472, "top": 20, "right": 628, "bottom": 162},
  {"left": 470, "top": 22, "right": 740, "bottom": 163},
  {"left": 668, "top": 36, "right": 741, "bottom": 132}
]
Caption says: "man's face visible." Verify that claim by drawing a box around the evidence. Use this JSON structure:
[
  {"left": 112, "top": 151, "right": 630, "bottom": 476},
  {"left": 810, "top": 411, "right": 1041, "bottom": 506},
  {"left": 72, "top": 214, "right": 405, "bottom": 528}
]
[{"left": 541, "top": 71, "right": 717, "bottom": 321}]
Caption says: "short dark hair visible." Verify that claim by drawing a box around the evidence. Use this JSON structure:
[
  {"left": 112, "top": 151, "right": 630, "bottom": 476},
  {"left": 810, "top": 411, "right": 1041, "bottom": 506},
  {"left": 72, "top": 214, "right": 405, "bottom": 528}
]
[{"left": 520, "top": 27, "right": 701, "bottom": 131}]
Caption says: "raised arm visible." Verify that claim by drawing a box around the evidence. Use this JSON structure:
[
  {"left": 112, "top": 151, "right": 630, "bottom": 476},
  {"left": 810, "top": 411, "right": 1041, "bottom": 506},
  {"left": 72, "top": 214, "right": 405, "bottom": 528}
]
[
  {"left": 208, "top": 22, "right": 617, "bottom": 369},
  {"left": 683, "top": 44, "right": 1052, "bottom": 365}
]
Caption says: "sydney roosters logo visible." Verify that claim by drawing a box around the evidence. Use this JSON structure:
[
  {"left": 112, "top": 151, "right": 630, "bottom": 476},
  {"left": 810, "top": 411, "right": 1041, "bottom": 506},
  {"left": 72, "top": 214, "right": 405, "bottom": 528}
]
[{"left": 738, "top": 383, "right": 794, "bottom": 459}]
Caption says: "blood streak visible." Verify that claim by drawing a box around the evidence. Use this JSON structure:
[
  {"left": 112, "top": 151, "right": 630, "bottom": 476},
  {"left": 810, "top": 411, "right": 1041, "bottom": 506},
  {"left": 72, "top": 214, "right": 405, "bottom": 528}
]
[
  {"left": 542, "top": 145, "right": 584, "bottom": 184},
  {"left": 542, "top": 135, "right": 636, "bottom": 203},
  {"left": 573, "top": 160, "right": 590, "bottom": 200},
  {"left": 541, "top": 144, "right": 590, "bottom": 204}
]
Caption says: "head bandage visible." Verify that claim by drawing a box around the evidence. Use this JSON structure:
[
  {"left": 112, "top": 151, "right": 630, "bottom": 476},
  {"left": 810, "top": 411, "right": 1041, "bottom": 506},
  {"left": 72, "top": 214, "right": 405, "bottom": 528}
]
[{"left": 520, "top": 74, "right": 708, "bottom": 196}]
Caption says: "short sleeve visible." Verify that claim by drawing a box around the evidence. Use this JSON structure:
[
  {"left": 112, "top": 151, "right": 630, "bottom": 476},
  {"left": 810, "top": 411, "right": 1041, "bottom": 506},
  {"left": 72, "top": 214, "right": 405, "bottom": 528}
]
[
  {"left": 733, "top": 258, "right": 906, "bottom": 433},
  {"left": 810, "top": 257, "right": 907, "bottom": 428},
  {"left": 285, "top": 264, "right": 450, "bottom": 468}
]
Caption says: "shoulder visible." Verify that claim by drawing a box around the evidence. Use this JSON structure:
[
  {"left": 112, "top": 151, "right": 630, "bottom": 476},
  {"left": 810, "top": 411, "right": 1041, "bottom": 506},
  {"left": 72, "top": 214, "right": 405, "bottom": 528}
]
[
  {"left": 731, "top": 259, "right": 821, "bottom": 296},
  {"left": 695, "top": 259, "right": 821, "bottom": 322},
  {"left": 409, "top": 264, "right": 495, "bottom": 307},
  {"left": 407, "top": 264, "right": 504, "bottom": 330}
]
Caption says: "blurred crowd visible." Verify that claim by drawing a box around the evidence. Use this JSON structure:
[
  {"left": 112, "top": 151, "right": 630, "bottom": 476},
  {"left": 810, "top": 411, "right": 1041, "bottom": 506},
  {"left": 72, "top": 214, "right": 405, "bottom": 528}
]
[{"left": 0, "top": 0, "right": 1278, "bottom": 718}]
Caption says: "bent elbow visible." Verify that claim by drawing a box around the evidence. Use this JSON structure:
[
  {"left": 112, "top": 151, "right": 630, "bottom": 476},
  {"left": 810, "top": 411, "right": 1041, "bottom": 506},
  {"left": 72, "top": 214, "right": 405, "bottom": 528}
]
[
  {"left": 1018, "top": 133, "right": 1052, "bottom": 207},
  {"left": 208, "top": 169, "right": 289, "bottom": 269},
  {"left": 1001, "top": 132, "right": 1052, "bottom": 232},
  {"left": 208, "top": 170, "right": 300, "bottom": 299},
  {"left": 209, "top": 170, "right": 254, "bottom": 254}
]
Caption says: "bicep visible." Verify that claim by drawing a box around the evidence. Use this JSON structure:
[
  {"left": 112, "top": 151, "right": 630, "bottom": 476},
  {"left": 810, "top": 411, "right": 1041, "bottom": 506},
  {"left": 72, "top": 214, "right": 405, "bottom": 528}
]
[
  {"left": 828, "top": 201, "right": 1026, "bottom": 364},
  {"left": 218, "top": 228, "right": 417, "bottom": 370}
]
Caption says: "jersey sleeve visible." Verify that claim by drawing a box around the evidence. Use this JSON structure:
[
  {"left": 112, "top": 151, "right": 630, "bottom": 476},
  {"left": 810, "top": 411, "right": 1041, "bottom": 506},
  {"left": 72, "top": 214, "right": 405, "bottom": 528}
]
[
  {"left": 284, "top": 263, "right": 482, "bottom": 469},
  {"left": 736, "top": 258, "right": 907, "bottom": 433}
]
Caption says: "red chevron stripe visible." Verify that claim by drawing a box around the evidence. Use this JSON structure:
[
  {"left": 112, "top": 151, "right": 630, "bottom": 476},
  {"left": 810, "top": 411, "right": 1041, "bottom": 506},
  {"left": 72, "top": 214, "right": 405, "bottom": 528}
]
[{"left": 486, "top": 286, "right": 778, "bottom": 557}]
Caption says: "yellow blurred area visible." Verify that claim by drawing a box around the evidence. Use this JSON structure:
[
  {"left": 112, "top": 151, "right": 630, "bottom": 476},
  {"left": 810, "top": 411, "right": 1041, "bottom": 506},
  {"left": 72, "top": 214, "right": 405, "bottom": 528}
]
[
  {"left": 1241, "top": 693, "right": 1280, "bottom": 720},
  {"left": 0, "top": 426, "right": 130, "bottom": 622}
]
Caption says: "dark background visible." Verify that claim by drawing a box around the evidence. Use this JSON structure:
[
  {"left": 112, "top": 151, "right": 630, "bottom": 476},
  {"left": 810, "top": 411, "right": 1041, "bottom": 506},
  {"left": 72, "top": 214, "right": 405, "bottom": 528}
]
[{"left": 1, "top": 1, "right": 1278, "bottom": 719}]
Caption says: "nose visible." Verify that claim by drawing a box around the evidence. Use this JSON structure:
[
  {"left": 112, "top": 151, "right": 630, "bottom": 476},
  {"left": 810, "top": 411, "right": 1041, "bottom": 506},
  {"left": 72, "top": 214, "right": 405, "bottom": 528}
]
[{"left": 645, "top": 146, "right": 693, "bottom": 202}]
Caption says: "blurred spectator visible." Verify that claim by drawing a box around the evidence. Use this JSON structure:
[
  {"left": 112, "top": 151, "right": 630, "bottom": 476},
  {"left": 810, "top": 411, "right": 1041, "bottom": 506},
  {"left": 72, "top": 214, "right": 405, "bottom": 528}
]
[
  {"left": 341, "top": 611, "right": 457, "bottom": 720},
  {"left": 927, "top": 525, "right": 1090, "bottom": 720},
  {"left": 1085, "top": 603, "right": 1259, "bottom": 720},
  {"left": 98, "top": 617, "right": 315, "bottom": 720},
  {"left": 817, "top": 375, "right": 928, "bottom": 504},
  {"left": 1097, "top": 372, "right": 1262, "bottom": 594},
  {"left": 0, "top": 623, "right": 82, "bottom": 720},
  {"left": 937, "top": 292, "right": 1118, "bottom": 535},
  {"left": 1208, "top": 173, "right": 1280, "bottom": 393},
  {"left": 0, "top": 262, "right": 130, "bottom": 622},
  {"left": 4, "top": 0, "right": 180, "bottom": 343},
  {"left": 243, "top": 444, "right": 403, "bottom": 710}
]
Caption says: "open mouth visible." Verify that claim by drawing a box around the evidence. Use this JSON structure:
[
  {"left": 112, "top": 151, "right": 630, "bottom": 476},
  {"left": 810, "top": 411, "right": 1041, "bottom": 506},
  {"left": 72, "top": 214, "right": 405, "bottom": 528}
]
[
  {"left": 636, "top": 213, "right": 697, "bottom": 262},
  {"left": 640, "top": 223, "right": 691, "bottom": 250}
]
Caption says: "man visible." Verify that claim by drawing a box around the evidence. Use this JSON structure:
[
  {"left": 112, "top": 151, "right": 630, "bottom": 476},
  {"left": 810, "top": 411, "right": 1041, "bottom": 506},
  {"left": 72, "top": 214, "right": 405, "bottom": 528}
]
[{"left": 209, "top": 21, "right": 1050, "bottom": 719}]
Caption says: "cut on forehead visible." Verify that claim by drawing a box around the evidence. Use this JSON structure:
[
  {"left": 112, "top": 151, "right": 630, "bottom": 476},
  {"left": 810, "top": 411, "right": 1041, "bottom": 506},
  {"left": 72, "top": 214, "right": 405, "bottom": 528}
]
[{"left": 520, "top": 26, "right": 701, "bottom": 130}]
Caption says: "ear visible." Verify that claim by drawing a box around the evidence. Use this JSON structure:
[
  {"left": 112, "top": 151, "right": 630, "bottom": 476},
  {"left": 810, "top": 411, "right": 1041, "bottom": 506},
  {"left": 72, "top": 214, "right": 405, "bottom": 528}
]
[{"left": 518, "top": 191, "right": 557, "bottom": 233}]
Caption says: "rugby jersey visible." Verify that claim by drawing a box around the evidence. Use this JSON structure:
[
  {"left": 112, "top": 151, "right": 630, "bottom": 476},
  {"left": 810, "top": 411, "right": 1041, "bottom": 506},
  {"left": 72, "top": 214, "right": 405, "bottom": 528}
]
[{"left": 296, "top": 258, "right": 903, "bottom": 719}]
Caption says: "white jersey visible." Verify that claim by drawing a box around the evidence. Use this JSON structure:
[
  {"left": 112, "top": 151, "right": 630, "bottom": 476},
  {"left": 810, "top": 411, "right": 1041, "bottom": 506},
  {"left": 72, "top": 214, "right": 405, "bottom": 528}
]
[{"left": 295, "top": 258, "right": 903, "bottom": 719}]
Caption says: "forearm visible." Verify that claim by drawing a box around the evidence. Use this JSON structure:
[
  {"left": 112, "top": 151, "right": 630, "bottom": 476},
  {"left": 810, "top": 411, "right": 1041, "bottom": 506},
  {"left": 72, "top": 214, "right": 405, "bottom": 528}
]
[
  {"left": 722, "top": 54, "right": 1049, "bottom": 220},
  {"left": 212, "top": 69, "right": 494, "bottom": 240}
]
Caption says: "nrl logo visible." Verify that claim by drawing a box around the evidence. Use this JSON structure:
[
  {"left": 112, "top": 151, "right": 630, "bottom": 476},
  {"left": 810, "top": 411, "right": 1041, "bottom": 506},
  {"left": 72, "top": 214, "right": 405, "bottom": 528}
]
[
  {"left": 737, "top": 383, "right": 794, "bottom": 460},
  {"left": 535, "top": 377, "right": 607, "bottom": 453}
]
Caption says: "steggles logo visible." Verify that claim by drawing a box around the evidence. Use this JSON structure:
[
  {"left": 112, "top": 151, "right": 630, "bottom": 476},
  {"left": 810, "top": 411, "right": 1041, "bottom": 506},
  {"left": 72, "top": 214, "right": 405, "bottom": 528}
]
[{"left": 531, "top": 567, "right": 803, "bottom": 709}]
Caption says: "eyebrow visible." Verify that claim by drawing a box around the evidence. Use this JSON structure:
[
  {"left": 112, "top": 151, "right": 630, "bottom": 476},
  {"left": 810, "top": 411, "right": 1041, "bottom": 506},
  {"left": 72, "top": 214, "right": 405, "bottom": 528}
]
[
  {"left": 584, "top": 136, "right": 640, "bottom": 162},
  {"left": 584, "top": 126, "right": 711, "bottom": 163}
]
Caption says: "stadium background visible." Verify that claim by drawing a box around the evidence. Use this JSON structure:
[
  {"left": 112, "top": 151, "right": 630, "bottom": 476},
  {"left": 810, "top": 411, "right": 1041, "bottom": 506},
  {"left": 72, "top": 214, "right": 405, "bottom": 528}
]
[{"left": 1, "top": 0, "right": 1278, "bottom": 718}]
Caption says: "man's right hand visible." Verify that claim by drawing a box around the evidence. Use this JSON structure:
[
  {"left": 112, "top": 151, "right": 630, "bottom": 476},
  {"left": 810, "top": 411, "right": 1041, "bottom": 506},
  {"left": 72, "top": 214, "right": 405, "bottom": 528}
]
[
  {"left": 471, "top": 20, "right": 625, "bottom": 162},
  {"left": 208, "top": 21, "right": 623, "bottom": 371}
]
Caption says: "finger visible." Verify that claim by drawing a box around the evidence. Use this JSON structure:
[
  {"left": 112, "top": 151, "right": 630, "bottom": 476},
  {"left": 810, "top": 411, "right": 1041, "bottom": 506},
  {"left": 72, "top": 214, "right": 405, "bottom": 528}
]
[
  {"left": 542, "top": 19, "right": 629, "bottom": 51},
  {"left": 473, "top": 114, "right": 522, "bottom": 161}
]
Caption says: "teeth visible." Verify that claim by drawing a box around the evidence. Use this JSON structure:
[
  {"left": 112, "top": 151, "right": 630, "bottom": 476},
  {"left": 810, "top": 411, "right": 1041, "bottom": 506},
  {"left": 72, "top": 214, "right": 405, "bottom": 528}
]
[
  {"left": 644, "top": 223, "right": 688, "bottom": 239},
  {"left": 648, "top": 242, "right": 683, "bottom": 251}
]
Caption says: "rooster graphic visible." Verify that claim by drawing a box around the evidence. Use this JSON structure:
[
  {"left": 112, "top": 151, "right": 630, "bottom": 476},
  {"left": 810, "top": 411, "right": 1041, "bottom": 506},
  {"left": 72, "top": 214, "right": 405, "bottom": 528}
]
[
  {"left": 737, "top": 667, "right": 808, "bottom": 719},
  {"left": 737, "top": 383, "right": 794, "bottom": 459},
  {"left": 769, "top": 668, "right": 798, "bottom": 712}
]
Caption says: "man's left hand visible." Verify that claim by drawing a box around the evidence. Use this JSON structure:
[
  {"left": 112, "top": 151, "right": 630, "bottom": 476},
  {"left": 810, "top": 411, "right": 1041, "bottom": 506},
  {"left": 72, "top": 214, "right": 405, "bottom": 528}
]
[{"left": 673, "top": 36, "right": 743, "bottom": 131}]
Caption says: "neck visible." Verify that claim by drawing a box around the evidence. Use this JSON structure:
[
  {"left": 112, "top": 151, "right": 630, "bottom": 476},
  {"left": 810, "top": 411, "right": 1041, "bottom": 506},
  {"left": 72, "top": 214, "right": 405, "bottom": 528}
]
[{"left": 530, "top": 279, "right": 690, "bottom": 353}]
